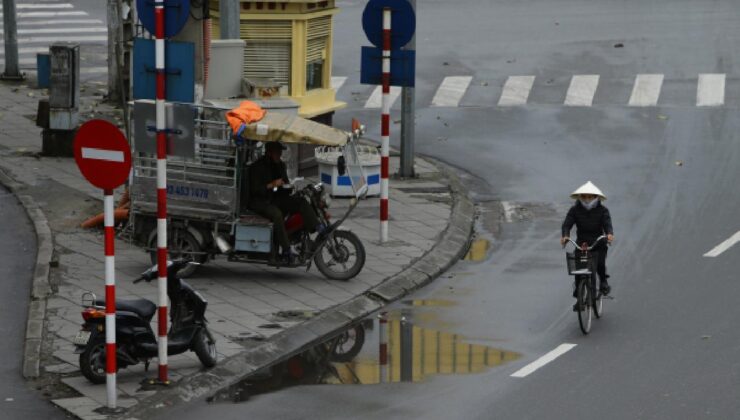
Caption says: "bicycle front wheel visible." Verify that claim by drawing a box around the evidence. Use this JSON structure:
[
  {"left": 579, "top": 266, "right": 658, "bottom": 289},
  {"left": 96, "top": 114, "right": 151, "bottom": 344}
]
[
  {"left": 577, "top": 278, "right": 592, "bottom": 334},
  {"left": 593, "top": 275, "right": 604, "bottom": 319}
]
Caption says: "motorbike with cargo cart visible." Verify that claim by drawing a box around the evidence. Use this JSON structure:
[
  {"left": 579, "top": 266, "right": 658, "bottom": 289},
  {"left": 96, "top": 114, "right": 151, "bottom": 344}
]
[{"left": 127, "top": 103, "right": 369, "bottom": 280}]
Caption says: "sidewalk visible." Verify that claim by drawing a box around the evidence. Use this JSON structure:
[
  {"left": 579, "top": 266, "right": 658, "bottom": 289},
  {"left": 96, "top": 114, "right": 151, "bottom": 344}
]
[{"left": 0, "top": 80, "right": 475, "bottom": 419}]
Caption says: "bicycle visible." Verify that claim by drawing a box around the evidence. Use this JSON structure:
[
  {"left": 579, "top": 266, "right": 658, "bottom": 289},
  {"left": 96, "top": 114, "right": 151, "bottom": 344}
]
[{"left": 564, "top": 235, "right": 608, "bottom": 334}]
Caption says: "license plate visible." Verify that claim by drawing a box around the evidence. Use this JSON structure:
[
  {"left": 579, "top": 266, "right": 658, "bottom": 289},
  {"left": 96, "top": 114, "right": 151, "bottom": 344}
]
[{"left": 73, "top": 331, "right": 91, "bottom": 346}]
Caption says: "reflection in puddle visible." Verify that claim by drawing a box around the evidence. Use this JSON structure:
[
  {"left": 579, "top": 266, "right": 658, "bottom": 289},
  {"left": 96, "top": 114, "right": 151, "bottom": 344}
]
[
  {"left": 465, "top": 239, "right": 490, "bottom": 261},
  {"left": 402, "top": 299, "right": 457, "bottom": 307},
  {"left": 211, "top": 316, "right": 519, "bottom": 403},
  {"left": 329, "top": 319, "right": 519, "bottom": 385}
]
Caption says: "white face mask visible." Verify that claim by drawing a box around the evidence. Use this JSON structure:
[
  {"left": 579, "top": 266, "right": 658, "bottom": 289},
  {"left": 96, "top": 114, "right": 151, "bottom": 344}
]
[{"left": 580, "top": 198, "right": 598, "bottom": 210}]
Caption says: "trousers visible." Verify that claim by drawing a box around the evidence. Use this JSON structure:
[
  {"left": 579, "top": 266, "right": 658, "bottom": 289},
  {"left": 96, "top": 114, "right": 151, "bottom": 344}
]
[{"left": 249, "top": 195, "right": 318, "bottom": 251}]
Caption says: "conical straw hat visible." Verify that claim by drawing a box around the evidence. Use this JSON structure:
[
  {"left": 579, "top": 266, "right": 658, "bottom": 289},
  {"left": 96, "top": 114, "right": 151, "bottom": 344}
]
[{"left": 570, "top": 181, "right": 606, "bottom": 200}]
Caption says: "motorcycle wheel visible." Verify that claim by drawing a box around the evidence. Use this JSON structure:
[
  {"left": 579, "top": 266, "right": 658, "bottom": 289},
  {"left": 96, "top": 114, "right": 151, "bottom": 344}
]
[
  {"left": 79, "top": 336, "right": 109, "bottom": 384},
  {"left": 148, "top": 228, "right": 206, "bottom": 278},
  {"left": 193, "top": 328, "right": 217, "bottom": 368},
  {"left": 329, "top": 324, "right": 365, "bottom": 363},
  {"left": 314, "top": 230, "right": 366, "bottom": 281}
]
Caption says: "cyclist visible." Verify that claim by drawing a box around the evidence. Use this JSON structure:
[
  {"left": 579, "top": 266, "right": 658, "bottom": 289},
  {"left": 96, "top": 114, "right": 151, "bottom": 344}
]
[{"left": 560, "top": 181, "right": 615, "bottom": 295}]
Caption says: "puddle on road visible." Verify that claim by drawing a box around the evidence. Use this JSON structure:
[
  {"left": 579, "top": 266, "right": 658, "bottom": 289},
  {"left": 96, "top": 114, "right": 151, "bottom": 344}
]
[
  {"left": 402, "top": 299, "right": 457, "bottom": 307},
  {"left": 465, "top": 239, "right": 490, "bottom": 261},
  {"left": 211, "top": 315, "right": 519, "bottom": 403}
]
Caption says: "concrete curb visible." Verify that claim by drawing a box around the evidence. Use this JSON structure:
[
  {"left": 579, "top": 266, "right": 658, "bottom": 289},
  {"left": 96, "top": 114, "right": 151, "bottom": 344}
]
[
  {"left": 0, "top": 167, "right": 54, "bottom": 379},
  {"left": 120, "top": 157, "right": 476, "bottom": 419}
]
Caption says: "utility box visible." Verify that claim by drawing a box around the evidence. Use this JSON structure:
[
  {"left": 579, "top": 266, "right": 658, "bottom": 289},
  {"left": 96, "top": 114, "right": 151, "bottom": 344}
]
[
  {"left": 49, "top": 44, "right": 80, "bottom": 130},
  {"left": 204, "top": 39, "right": 246, "bottom": 99}
]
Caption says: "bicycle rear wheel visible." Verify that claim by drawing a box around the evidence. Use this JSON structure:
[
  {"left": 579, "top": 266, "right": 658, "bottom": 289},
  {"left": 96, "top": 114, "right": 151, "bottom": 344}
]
[
  {"left": 577, "top": 277, "right": 592, "bottom": 334},
  {"left": 593, "top": 275, "right": 604, "bottom": 319}
]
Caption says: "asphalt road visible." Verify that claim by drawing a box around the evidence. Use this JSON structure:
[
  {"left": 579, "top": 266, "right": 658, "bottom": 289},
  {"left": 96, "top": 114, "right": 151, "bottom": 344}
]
[
  {"left": 0, "top": 186, "right": 65, "bottom": 418},
  {"left": 160, "top": 0, "right": 740, "bottom": 418}
]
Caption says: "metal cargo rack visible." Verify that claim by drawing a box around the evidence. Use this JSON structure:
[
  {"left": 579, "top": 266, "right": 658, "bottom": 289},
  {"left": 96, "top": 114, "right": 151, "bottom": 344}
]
[{"left": 130, "top": 103, "right": 243, "bottom": 224}]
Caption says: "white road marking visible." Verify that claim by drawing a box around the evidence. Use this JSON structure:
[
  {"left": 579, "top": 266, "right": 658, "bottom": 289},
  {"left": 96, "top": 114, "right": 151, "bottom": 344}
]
[
  {"left": 0, "top": 3, "right": 73, "bottom": 9},
  {"left": 703, "top": 231, "right": 740, "bottom": 257},
  {"left": 696, "top": 73, "right": 726, "bottom": 107},
  {"left": 1, "top": 18, "right": 103, "bottom": 26},
  {"left": 564, "top": 75, "right": 599, "bottom": 106},
  {"left": 511, "top": 344, "right": 577, "bottom": 378},
  {"left": 1, "top": 35, "right": 107, "bottom": 43},
  {"left": 501, "top": 201, "right": 515, "bottom": 223},
  {"left": 82, "top": 148, "right": 125, "bottom": 163},
  {"left": 1, "top": 11, "right": 88, "bottom": 18},
  {"left": 331, "top": 76, "right": 347, "bottom": 91},
  {"left": 498, "top": 75, "right": 535, "bottom": 106},
  {"left": 20, "top": 66, "right": 108, "bottom": 74},
  {"left": 431, "top": 76, "right": 473, "bottom": 107},
  {"left": 0, "top": 46, "right": 50, "bottom": 56},
  {"left": 365, "top": 86, "right": 401, "bottom": 109},
  {"left": 628, "top": 74, "right": 664, "bottom": 106},
  {"left": 15, "top": 27, "right": 106, "bottom": 35}
]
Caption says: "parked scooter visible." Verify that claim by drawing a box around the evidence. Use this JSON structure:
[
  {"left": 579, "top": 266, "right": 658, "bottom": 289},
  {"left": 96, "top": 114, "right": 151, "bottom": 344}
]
[{"left": 74, "top": 260, "right": 217, "bottom": 384}]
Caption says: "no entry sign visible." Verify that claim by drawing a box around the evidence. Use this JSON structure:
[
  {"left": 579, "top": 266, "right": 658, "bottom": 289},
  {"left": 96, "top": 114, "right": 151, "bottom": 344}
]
[{"left": 74, "top": 120, "right": 132, "bottom": 191}]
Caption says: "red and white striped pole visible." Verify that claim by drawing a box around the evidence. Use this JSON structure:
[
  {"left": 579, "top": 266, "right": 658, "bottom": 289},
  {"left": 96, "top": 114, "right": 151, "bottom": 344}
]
[
  {"left": 380, "top": 8, "right": 391, "bottom": 243},
  {"left": 104, "top": 190, "right": 117, "bottom": 408},
  {"left": 378, "top": 312, "right": 388, "bottom": 383},
  {"left": 154, "top": 0, "right": 169, "bottom": 384}
]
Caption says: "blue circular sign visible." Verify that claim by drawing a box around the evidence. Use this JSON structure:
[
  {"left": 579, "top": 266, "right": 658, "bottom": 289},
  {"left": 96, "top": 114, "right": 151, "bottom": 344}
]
[
  {"left": 362, "top": 0, "right": 416, "bottom": 50},
  {"left": 136, "top": 0, "right": 190, "bottom": 38}
]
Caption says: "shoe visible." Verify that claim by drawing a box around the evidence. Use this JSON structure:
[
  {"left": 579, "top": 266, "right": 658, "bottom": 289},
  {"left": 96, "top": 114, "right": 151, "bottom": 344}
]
[
  {"left": 281, "top": 250, "right": 299, "bottom": 264},
  {"left": 600, "top": 282, "right": 611, "bottom": 295},
  {"left": 572, "top": 302, "right": 581, "bottom": 312}
]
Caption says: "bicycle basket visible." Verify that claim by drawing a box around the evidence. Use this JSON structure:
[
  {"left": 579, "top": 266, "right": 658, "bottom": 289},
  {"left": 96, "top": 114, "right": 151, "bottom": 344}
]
[{"left": 566, "top": 251, "right": 593, "bottom": 275}]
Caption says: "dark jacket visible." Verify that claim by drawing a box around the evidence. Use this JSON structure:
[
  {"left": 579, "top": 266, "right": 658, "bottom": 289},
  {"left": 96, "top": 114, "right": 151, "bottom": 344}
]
[
  {"left": 562, "top": 201, "right": 614, "bottom": 246},
  {"left": 248, "top": 156, "right": 289, "bottom": 205}
]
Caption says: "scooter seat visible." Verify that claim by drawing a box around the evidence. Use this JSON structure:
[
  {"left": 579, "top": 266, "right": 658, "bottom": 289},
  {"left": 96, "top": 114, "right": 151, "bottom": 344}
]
[{"left": 95, "top": 298, "right": 157, "bottom": 321}]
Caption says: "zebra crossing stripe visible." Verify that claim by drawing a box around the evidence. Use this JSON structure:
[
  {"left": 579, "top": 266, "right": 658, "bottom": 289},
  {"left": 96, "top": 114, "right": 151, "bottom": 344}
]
[
  {"left": 16, "top": 27, "right": 107, "bottom": 34},
  {"left": 365, "top": 86, "right": 401, "bottom": 109},
  {"left": 629, "top": 74, "right": 664, "bottom": 106},
  {"left": 498, "top": 76, "right": 535, "bottom": 106},
  {"left": 1, "top": 11, "right": 88, "bottom": 18},
  {"left": 431, "top": 76, "right": 473, "bottom": 107},
  {"left": 3, "top": 19, "right": 103, "bottom": 26},
  {"left": 697, "top": 74, "right": 725, "bottom": 107},
  {"left": 564, "top": 75, "right": 599, "bottom": 106},
  {"left": 0, "top": 3, "right": 74, "bottom": 9},
  {"left": 331, "top": 76, "right": 347, "bottom": 91},
  {"left": 0, "top": 46, "right": 48, "bottom": 56},
  {"left": 3, "top": 35, "right": 107, "bottom": 43}
]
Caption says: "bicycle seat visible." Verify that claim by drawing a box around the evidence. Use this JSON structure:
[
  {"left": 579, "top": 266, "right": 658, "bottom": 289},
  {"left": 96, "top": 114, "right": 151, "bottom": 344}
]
[{"left": 94, "top": 299, "right": 157, "bottom": 321}]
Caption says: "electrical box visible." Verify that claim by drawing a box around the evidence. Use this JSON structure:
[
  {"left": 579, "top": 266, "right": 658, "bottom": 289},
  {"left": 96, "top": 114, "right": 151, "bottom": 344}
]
[{"left": 49, "top": 44, "right": 80, "bottom": 130}]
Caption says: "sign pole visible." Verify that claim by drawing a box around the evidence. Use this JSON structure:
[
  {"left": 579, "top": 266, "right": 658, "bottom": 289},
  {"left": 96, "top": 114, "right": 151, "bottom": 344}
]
[
  {"left": 73, "top": 119, "right": 132, "bottom": 412},
  {"left": 399, "top": 0, "right": 416, "bottom": 178},
  {"left": 154, "top": 0, "right": 169, "bottom": 384},
  {"left": 380, "top": 7, "right": 391, "bottom": 243},
  {"left": 104, "top": 189, "right": 117, "bottom": 408}
]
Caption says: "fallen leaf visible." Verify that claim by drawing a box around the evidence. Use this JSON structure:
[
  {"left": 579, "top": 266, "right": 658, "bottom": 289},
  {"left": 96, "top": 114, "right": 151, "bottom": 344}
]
[
  {"left": 614, "top": 43, "right": 624, "bottom": 48},
  {"left": 701, "top": 335, "right": 711, "bottom": 340},
  {"left": 675, "top": 161, "right": 684, "bottom": 167},
  {"left": 657, "top": 114, "right": 668, "bottom": 120}
]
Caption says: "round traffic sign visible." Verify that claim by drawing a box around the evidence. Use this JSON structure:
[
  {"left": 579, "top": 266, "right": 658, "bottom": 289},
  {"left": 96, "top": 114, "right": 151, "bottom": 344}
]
[
  {"left": 136, "top": 0, "right": 190, "bottom": 38},
  {"left": 362, "top": 0, "right": 416, "bottom": 50},
  {"left": 74, "top": 120, "right": 132, "bottom": 191}
]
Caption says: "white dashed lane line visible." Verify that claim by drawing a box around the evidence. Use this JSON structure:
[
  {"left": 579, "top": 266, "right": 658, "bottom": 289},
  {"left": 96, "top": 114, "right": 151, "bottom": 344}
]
[{"left": 510, "top": 344, "right": 577, "bottom": 378}]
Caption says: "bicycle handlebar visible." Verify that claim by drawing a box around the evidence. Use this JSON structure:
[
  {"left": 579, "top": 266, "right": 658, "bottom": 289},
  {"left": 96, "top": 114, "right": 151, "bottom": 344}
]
[{"left": 563, "top": 235, "right": 608, "bottom": 251}]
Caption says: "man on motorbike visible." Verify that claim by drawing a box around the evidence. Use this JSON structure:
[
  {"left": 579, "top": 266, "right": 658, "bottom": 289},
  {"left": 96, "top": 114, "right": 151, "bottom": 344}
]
[
  {"left": 560, "top": 181, "right": 615, "bottom": 295},
  {"left": 248, "top": 142, "right": 320, "bottom": 262}
]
